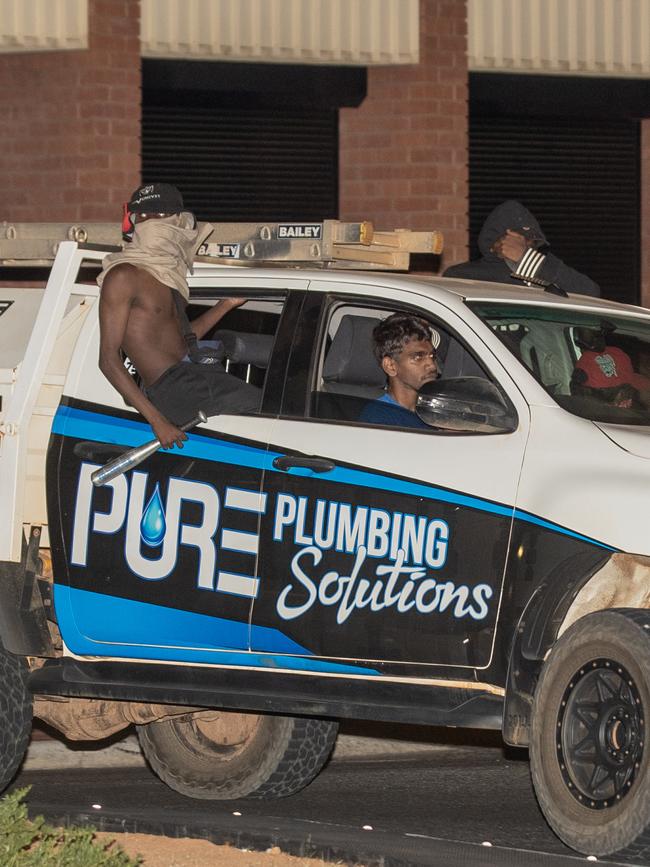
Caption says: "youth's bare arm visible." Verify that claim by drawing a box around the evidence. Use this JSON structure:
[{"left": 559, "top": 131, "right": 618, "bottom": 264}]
[
  {"left": 190, "top": 298, "right": 245, "bottom": 340},
  {"left": 98, "top": 266, "right": 187, "bottom": 449}
]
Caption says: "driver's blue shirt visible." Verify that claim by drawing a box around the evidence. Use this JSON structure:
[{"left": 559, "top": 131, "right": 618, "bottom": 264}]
[{"left": 360, "top": 392, "right": 429, "bottom": 429}]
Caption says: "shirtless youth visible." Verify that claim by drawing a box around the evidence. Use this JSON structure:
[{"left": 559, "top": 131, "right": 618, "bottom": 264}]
[{"left": 98, "top": 183, "right": 259, "bottom": 449}]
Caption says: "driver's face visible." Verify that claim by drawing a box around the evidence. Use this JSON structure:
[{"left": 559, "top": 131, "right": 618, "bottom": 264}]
[{"left": 386, "top": 337, "right": 438, "bottom": 391}]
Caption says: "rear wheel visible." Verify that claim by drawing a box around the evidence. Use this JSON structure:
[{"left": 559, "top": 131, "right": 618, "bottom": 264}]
[
  {"left": 0, "top": 644, "right": 32, "bottom": 791},
  {"left": 530, "top": 609, "right": 650, "bottom": 857},
  {"left": 137, "top": 709, "right": 338, "bottom": 800}
]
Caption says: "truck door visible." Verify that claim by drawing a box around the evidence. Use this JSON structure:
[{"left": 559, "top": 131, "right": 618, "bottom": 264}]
[
  {"left": 48, "top": 281, "right": 305, "bottom": 665},
  {"left": 248, "top": 285, "right": 530, "bottom": 677}
]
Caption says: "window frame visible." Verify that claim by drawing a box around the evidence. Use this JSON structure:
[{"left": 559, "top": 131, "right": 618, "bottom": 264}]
[{"left": 283, "top": 290, "right": 515, "bottom": 436}]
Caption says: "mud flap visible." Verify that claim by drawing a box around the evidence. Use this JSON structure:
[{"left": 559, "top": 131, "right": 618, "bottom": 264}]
[{"left": 0, "top": 526, "right": 55, "bottom": 657}]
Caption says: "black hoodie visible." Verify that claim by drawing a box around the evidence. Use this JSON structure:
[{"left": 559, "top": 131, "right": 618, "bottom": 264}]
[{"left": 443, "top": 200, "right": 600, "bottom": 297}]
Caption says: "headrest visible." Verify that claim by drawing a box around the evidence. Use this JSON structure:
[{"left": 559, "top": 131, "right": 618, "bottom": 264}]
[
  {"left": 215, "top": 330, "right": 274, "bottom": 368},
  {"left": 322, "top": 315, "right": 385, "bottom": 387}
]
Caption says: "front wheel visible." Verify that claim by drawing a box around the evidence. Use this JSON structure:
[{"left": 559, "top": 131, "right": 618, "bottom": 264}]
[
  {"left": 530, "top": 609, "right": 650, "bottom": 858},
  {"left": 137, "top": 709, "right": 338, "bottom": 800}
]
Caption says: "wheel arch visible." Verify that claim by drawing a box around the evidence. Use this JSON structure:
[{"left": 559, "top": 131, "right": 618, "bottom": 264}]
[
  {"left": 503, "top": 547, "right": 629, "bottom": 747},
  {"left": 557, "top": 552, "right": 650, "bottom": 638}
]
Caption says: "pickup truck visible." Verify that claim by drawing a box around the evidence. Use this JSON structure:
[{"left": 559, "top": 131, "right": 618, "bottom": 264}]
[{"left": 2, "top": 229, "right": 650, "bottom": 859}]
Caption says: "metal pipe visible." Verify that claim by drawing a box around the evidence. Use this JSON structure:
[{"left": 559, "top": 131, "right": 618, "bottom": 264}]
[{"left": 91, "top": 410, "right": 207, "bottom": 487}]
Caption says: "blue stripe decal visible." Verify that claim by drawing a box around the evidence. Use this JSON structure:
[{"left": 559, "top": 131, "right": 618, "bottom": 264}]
[
  {"left": 52, "top": 405, "right": 268, "bottom": 468},
  {"left": 54, "top": 585, "right": 378, "bottom": 675},
  {"left": 53, "top": 405, "right": 614, "bottom": 550},
  {"left": 512, "top": 510, "right": 615, "bottom": 550}
]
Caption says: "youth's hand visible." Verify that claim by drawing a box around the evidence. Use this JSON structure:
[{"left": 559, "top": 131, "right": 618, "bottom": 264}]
[
  {"left": 191, "top": 297, "right": 247, "bottom": 340},
  {"left": 493, "top": 229, "right": 528, "bottom": 262},
  {"left": 152, "top": 417, "right": 188, "bottom": 450}
]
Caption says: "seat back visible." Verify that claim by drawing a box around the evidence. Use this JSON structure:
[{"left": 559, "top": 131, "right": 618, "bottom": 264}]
[
  {"left": 321, "top": 315, "right": 385, "bottom": 399},
  {"left": 214, "top": 329, "right": 274, "bottom": 386},
  {"left": 214, "top": 329, "right": 274, "bottom": 368}
]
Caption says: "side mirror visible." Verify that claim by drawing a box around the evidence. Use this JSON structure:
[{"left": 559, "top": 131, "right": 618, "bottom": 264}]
[{"left": 416, "top": 377, "right": 517, "bottom": 433}]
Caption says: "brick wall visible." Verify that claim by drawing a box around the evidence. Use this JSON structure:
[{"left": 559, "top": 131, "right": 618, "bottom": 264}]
[
  {"left": 642, "top": 119, "right": 650, "bottom": 308},
  {"left": 0, "top": 0, "right": 141, "bottom": 223},
  {"left": 339, "top": 0, "right": 468, "bottom": 271}
]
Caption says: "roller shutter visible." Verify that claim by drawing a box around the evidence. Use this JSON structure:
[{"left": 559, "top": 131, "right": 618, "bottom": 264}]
[
  {"left": 469, "top": 116, "right": 640, "bottom": 305},
  {"left": 142, "top": 104, "right": 338, "bottom": 224}
]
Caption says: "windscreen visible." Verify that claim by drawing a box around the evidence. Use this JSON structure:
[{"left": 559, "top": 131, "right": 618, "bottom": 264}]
[{"left": 468, "top": 302, "right": 650, "bottom": 426}]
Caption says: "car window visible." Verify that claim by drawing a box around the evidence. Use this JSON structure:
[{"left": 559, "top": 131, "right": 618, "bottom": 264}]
[
  {"left": 308, "top": 301, "right": 494, "bottom": 432},
  {"left": 470, "top": 302, "right": 650, "bottom": 426},
  {"left": 191, "top": 297, "right": 284, "bottom": 390},
  {"left": 124, "top": 295, "right": 285, "bottom": 398}
]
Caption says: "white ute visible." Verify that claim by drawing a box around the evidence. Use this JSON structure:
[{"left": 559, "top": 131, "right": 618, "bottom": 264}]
[{"left": 1, "top": 220, "right": 650, "bottom": 858}]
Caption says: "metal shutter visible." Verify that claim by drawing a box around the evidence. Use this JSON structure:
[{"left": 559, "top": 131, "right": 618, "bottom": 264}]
[
  {"left": 469, "top": 116, "right": 640, "bottom": 305},
  {"left": 142, "top": 104, "right": 338, "bottom": 223}
]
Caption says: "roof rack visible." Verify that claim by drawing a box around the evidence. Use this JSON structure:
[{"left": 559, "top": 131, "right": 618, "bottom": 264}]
[{"left": 0, "top": 220, "right": 443, "bottom": 271}]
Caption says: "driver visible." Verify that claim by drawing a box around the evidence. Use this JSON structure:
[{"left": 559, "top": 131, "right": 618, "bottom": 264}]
[{"left": 360, "top": 313, "right": 439, "bottom": 429}]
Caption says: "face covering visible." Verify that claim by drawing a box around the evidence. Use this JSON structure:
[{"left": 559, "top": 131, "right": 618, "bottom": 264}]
[{"left": 97, "top": 213, "right": 214, "bottom": 301}]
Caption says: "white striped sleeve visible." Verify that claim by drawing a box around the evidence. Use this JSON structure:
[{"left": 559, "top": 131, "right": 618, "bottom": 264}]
[{"left": 513, "top": 248, "right": 545, "bottom": 281}]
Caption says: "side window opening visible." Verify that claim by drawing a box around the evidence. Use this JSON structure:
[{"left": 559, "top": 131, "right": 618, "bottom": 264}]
[
  {"left": 121, "top": 292, "right": 286, "bottom": 414},
  {"left": 309, "top": 301, "right": 496, "bottom": 432},
  {"left": 189, "top": 298, "right": 283, "bottom": 389},
  {"left": 183, "top": 295, "right": 285, "bottom": 391},
  {"left": 474, "top": 302, "right": 650, "bottom": 426}
]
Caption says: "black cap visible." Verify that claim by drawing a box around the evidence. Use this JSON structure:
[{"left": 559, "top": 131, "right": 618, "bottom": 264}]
[{"left": 127, "top": 183, "right": 184, "bottom": 215}]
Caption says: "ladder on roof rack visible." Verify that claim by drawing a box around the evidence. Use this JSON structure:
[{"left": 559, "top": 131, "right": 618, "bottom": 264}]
[{"left": 0, "top": 220, "right": 443, "bottom": 271}]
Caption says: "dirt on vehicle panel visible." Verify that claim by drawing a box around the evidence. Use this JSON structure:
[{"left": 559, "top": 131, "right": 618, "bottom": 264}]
[{"left": 559, "top": 552, "right": 650, "bottom": 638}]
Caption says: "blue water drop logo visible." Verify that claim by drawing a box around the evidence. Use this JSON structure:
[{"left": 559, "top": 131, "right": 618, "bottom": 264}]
[{"left": 140, "top": 484, "right": 166, "bottom": 547}]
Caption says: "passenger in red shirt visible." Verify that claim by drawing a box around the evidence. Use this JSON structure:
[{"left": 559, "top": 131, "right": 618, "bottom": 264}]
[{"left": 572, "top": 327, "right": 650, "bottom": 408}]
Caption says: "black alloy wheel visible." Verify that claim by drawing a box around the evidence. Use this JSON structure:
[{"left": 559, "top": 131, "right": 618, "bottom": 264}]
[
  {"left": 557, "top": 658, "right": 643, "bottom": 809},
  {"left": 530, "top": 609, "right": 650, "bottom": 858}
]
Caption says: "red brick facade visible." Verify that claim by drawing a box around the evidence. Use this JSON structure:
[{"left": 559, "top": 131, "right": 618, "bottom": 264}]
[
  {"left": 338, "top": 0, "right": 468, "bottom": 271},
  {"left": 0, "top": 0, "right": 647, "bottom": 305},
  {"left": 0, "top": 0, "right": 140, "bottom": 222},
  {"left": 642, "top": 119, "right": 650, "bottom": 308}
]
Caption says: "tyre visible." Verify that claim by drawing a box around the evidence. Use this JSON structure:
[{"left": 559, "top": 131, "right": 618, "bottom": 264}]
[
  {"left": 0, "top": 643, "right": 32, "bottom": 792},
  {"left": 530, "top": 609, "right": 650, "bottom": 858},
  {"left": 137, "top": 709, "right": 338, "bottom": 800}
]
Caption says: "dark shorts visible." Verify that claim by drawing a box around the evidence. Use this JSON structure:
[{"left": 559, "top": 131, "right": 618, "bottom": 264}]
[{"left": 144, "top": 361, "right": 261, "bottom": 426}]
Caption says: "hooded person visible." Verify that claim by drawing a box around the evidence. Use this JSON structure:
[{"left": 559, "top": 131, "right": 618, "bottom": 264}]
[
  {"left": 443, "top": 200, "right": 600, "bottom": 298},
  {"left": 97, "top": 183, "right": 260, "bottom": 449}
]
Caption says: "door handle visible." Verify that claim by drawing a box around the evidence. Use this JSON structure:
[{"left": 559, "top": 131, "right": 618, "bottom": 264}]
[{"left": 272, "top": 455, "right": 335, "bottom": 473}]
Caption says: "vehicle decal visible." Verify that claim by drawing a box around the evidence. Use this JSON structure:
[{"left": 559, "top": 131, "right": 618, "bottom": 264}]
[
  {"left": 53, "top": 404, "right": 615, "bottom": 551},
  {"left": 51, "top": 401, "right": 613, "bottom": 671},
  {"left": 54, "top": 585, "right": 378, "bottom": 674},
  {"left": 278, "top": 224, "right": 322, "bottom": 239}
]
